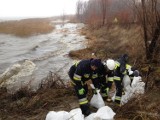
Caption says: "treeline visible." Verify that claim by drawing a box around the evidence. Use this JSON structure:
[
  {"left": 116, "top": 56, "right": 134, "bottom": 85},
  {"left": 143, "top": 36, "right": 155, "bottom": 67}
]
[
  {"left": 76, "top": 0, "right": 135, "bottom": 26},
  {"left": 76, "top": 0, "right": 160, "bottom": 62}
]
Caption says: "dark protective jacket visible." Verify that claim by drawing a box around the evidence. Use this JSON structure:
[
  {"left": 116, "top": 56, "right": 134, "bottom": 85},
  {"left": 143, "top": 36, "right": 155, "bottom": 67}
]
[{"left": 68, "top": 59, "right": 105, "bottom": 89}]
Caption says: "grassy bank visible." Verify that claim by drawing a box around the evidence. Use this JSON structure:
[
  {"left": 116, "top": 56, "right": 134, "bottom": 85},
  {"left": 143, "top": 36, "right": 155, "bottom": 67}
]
[
  {"left": 0, "top": 73, "right": 77, "bottom": 120},
  {"left": 0, "top": 18, "right": 54, "bottom": 37},
  {"left": 69, "top": 25, "right": 145, "bottom": 64},
  {"left": 115, "top": 87, "right": 160, "bottom": 120}
]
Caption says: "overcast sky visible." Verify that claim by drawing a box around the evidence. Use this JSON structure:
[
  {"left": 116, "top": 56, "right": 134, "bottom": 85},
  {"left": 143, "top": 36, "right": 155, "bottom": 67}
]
[{"left": 0, "top": 0, "right": 88, "bottom": 18}]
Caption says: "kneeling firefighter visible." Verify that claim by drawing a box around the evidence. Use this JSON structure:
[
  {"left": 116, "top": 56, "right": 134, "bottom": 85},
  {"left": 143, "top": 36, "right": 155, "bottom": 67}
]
[
  {"left": 68, "top": 58, "right": 104, "bottom": 116},
  {"left": 103, "top": 54, "right": 140, "bottom": 106}
]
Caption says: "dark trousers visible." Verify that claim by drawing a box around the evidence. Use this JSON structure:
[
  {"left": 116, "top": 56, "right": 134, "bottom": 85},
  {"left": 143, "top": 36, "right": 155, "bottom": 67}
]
[{"left": 114, "top": 80, "right": 123, "bottom": 104}]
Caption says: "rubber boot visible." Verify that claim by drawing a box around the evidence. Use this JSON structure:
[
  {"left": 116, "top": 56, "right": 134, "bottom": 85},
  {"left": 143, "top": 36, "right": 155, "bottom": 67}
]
[{"left": 80, "top": 104, "right": 91, "bottom": 116}]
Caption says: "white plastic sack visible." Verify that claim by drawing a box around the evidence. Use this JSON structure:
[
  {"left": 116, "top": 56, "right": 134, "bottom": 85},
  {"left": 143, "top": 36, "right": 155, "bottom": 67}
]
[
  {"left": 94, "top": 106, "right": 116, "bottom": 120},
  {"left": 90, "top": 89, "right": 105, "bottom": 109},
  {"left": 112, "top": 76, "right": 145, "bottom": 105},
  {"left": 69, "top": 108, "right": 84, "bottom": 120},
  {"left": 122, "top": 75, "right": 131, "bottom": 91},
  {"left": 121, "top": 76, "right": 145, "bottom": 105},
  {"left": 45, "top": 111, "right": 70, "bottom": 120},
  {"left": 131, "top": 76, "right": 142, "bottom": 87},
  {"left": 121, "top": 88, "right": 134, "bottom": 105}
]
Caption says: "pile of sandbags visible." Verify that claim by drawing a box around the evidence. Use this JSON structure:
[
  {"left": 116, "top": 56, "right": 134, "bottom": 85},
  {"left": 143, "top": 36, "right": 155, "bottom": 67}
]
[
  {"left": 46, "top": 106, "right": 116, "bottom": 120},
  {"left": 112, "top": 75, "right": 145, "bottom": 105}
]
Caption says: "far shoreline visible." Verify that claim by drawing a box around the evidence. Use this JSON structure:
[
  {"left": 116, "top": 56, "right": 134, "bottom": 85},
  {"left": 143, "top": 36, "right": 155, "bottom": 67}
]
[{"left": 0, "top": 17, "right": 55, "bottom": 37}]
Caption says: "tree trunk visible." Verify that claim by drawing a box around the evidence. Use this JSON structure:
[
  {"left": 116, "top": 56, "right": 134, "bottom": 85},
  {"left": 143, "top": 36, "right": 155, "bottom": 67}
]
[
  {"left": 141, "top": 0, "right": 150, "bottom": 60},
  {"left": 148, "top": 21, "right": 160, "bottom": 59}
]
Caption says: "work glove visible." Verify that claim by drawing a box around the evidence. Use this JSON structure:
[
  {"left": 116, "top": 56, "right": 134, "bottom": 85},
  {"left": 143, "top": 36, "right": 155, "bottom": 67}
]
[
  {"left": 128, "top": 70, "right": 134, "bottom": 75},
  {"left": 78, "top": 88, "right": 85, "bottom": 95}
]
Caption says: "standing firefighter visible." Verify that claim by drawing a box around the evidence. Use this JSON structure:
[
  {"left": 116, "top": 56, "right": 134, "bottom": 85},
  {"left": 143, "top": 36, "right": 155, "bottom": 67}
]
[
  {"left": 68, "top": 59, "right": 104, "bottom": 116},
  {"left": 104, "top": 54, "right": 139, "bottom": 106}
]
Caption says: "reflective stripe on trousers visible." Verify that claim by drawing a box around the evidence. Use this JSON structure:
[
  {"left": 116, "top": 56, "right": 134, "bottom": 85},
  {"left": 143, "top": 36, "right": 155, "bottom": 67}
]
[
  {"left": 79, "top": 97, "right": 88, "bottom": 105},
  {"left": 114, "top": 76, "right": 121, "bottom": 81},
  {"left": 115, "top": 96, "right": 121, "bottom": 101}
]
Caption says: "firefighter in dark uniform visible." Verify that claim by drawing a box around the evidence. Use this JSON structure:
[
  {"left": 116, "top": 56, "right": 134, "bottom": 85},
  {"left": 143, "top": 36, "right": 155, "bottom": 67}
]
[
  {"left": 104, "top": 54, "right": 139, "bottom": 106},
  {"left": 68, "top": 58, "right": 104, "bottom": 116}
]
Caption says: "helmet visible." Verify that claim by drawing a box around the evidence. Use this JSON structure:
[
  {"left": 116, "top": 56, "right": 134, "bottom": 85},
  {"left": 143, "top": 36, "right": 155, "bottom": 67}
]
[{"left": 104, "top": 59, "right": 115, "bottom": 70}]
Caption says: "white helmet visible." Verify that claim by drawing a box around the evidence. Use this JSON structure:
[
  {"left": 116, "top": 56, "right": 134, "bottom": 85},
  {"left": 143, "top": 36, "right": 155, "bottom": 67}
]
[{"left": 103, "top": 59, "right": 115, "bottom": 70}]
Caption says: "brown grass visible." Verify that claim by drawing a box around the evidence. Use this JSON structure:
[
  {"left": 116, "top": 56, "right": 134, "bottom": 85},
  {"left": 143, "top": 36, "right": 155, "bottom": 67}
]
[
  {"left": 0, "top": 72, "right": 76, "bottom": 120},
  {"left": 0, "top": 18, "right": 54, "bottom": 37},
  {"left": 115, "top": 88, "right": 160, "bottom": 120},
  {"left": 69, "top": 25, "right": 145, "bottom": 66}
]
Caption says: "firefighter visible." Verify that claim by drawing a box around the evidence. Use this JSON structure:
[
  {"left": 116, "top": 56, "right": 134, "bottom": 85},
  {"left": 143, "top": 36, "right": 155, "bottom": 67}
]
[
  {"left": 104, "top": 54, "right": 139, "bottom": 106},
  {"left": 68, "top": 58, "right": 104, "bottom": 116}
]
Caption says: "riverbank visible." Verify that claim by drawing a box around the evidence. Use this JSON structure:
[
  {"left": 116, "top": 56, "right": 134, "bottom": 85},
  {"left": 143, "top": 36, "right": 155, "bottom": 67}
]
[
  {"left": 0, "top": 18, "right": 160, "bottom": 119},
  {"left": 69, "top": 24, "right": 160, "bottom": 120},
  {"left": 0, "top": 74, "right": 77, "bottom": 120}
]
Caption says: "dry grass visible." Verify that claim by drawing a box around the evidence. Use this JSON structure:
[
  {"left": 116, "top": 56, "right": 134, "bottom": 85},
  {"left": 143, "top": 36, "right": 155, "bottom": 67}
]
[
  {"left": 0, "top": 18, "right": 54, "bottom": 37},
  {"left": 69, "top": 25, "right": 145, "bottom": 66},
  {"left": 115, "top": 88, "right": 160, "bottom": 120},
  {"left": 0, "top": 72, "right": 76, "bottom": 120}
]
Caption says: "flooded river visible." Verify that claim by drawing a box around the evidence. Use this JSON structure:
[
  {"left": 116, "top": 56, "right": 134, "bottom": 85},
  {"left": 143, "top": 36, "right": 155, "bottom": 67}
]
[{"left": 0, "top": 22, "right": 86, "bottom": 91}]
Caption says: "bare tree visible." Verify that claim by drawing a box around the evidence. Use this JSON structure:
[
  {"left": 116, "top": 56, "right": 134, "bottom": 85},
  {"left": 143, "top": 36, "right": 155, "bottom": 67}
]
[
  {"left": 131, "top": 0, "right": 160, "bottom": 61},
  {"left": 61, "top": 10, "right": 66, "bottom": 26},
  {"left": 141, "top": 0, "right": 160, "bottom": 61},
  {"left": 99, "top": 0, "right": 108, "bottom": 25},
  {"left": 141, "top": 0, "right": 149, "bottom": 59}
]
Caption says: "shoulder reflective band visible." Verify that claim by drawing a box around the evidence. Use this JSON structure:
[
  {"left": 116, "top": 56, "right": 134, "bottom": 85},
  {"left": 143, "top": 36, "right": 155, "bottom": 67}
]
[
  {"left": 107, "top": 77, "right": 114, "bottom": 82},
  {"left": 79, "top": 98, "right": 88, "bottom": 105},
  {"left": 114, "top": 76, "right": 121, "bottom": 81},
  {"left": 74, "top": 61, "right": 80, "bottom": 67},
  {"left": 126, "top": 64, "right": 131, "bottom": 70},
  {"left": 73, "top": 74, "right": 81, "bottom": 81},
  {"left": 92, "top": 73, "right": 98, "bottom": 79},
  {"left": 115, "top": 61, "right": 120, "bottom": 69}
]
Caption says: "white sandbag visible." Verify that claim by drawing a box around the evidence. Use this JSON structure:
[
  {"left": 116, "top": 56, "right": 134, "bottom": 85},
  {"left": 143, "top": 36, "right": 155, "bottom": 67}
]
[
  {"left": 132, "top": 81, "right": 145, "bottom": 94},
  {"left": 90, "top": 89, "right": 105, "bottom": 109},
  {"left": 94, "top": 106, "right": 116, "bottom": 120},
  {"left": 46, "top": 111, "right": 56, "bottom": 120},
  {"left": 84, "top": 113, "right": 96, "bottom": 120},
  {"left": 45, "top": 111, "right": 70, "bottom": 120},
  {"left": 122, "top": 75, "right": 131, "bottom": 91},
  {"left": 90, "top": 84, "right": 105, "bottom": 109},
  {"left": 69, "top": 108, "right": 84, "bottom": 120},
  {"left": 131, "top": 76, "right": 142, "bottom": 87},
  {"left": 121, "top": 77, "right": 145, "bottom": 105},
  {"left": 121, "top": 88, "right": 134, "bottom": 105}
]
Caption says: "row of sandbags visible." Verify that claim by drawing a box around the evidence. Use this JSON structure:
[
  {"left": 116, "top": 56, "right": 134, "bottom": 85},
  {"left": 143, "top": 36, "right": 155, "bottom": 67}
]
[{"left": 46, "top": 106, "right": 116, "bottom": 120}]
